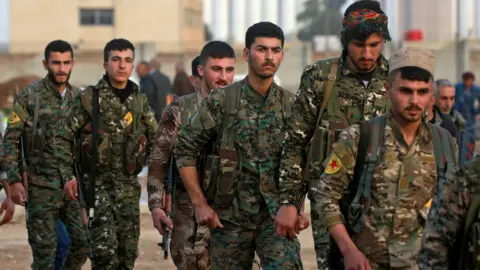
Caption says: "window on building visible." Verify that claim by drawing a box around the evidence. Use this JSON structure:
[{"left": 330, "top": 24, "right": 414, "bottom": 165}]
[{"left": 80, "top": 9, "right": 114, "bottom": 26}]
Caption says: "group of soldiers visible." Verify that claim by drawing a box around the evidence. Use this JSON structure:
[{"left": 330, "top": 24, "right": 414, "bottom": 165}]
[{"left": 1, "top": 0, "right": 480, "bottom": 269}]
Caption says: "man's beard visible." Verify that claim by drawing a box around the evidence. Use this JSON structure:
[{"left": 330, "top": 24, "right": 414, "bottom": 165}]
[{"left": 47, "top": 69, "right": 71, "bottom": 86}]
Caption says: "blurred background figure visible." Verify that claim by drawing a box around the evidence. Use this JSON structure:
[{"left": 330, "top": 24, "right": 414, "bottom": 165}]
[
  {"left": 172, "top": 61, "right": 195, "bottom": 97},
  {"left": 141, "top": 58, "right": 172, "bottom": 122},
  {"left": 455, "top": 71, "right": 480, "bottom": 137}
]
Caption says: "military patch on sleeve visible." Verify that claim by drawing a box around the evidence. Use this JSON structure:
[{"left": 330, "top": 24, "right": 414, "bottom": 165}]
[
  {"left": 325, "top": 153, "right": 342, "bottom": 174},
  {"left": 8, "top": 112, "right": 21, "bottom": 124},
  {"left": 123, "top": 111, "right": 133, "bottom": 126}
]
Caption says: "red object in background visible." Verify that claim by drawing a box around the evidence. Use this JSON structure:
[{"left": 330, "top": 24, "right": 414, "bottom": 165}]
[{"left": 405, "top": 29, "right": 424, "bottom": 41}]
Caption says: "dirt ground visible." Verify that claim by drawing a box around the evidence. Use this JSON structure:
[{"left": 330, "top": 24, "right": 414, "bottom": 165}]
[{"left": 0, "top": 204, "right": 318, "bottom": 270}]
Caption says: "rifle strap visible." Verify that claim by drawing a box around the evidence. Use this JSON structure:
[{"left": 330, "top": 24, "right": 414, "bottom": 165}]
[
  {"left": 315, "top": 59, "right": 339, "bottom": 128},
  {"left": 32, "top": 90, "right": 40, "bottom": 136},
  {"left": 87, "top": 86, "right": 100, "bottom": 219}
]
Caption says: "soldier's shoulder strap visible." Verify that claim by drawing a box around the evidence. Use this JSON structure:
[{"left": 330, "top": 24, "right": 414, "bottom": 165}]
[
  {"left": 218, "top": 80, "right": 243, "bottom": 151},
  {"left": 314, "top": 57, "right": 340, "bottom": 127}
]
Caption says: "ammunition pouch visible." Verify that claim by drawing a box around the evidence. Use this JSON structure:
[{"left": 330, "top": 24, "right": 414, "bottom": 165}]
[
  {"left": 202, "top": 149, "right": 238, "bottom": 208},
  {"left": 304, "top": 126, "right": 343, "bottom": 182},
  {"left": 23, "top": 127, "right": 46, "bottom": 166},
  {"left": 81, "top": 132, "right": 112, "bottom": 170},
  {"left": 123, "top": 133, "right": 148, "bottom": 175}
]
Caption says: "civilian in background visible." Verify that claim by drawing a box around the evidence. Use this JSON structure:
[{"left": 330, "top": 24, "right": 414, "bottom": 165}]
[
  {"left": 143, "top": 58, "right": 172, "bottom": 122},
  {"left": 135, "top": 60, "right": 150, "bottom": 91},
  {"left": 172, "top": 62, "right": 195, "bottom": 97},
  {"left": 455, "top": 71, "right": 480, "bottom": 136}
]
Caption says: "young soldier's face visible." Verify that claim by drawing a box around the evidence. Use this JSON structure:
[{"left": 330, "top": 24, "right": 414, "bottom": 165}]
[
  {"left": 436, "top": 86, "right": 455, "bottom": 114},
  {"left": 347, "top": 33, "right": 384, "bottom": 73},
  {"left": 244, "top": 37, "right": 284, "bottom": 79},
  {"left": 43, "top": 51, "right": 74, "bottom": 86},
  {"left": 387, "top": 73, "right": 433, "bottom": 123},
  {"left": 104, "top": 49, "right": 134, "bottom": 84},
  {"left": 198, "top": 57, "right": 235, "bottom": 90}
]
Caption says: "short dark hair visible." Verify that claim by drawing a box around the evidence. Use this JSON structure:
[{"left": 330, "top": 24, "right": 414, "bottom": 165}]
[
  {"left": 388, "top": 66, "right": 433, "bottom": 84},
  {"left": 199, "top": 41, "right": 235, "bottom": 66},
  {"left": 343, "top": 0, "right": 390, "bottom": 45},
  {"left": 103, "top": 38, "right": 135, "bottom": 62},
  {"left": 245, "top": 21, "right": 284, "bottom": 49},
  {"left": 44, "top": 40, "right": 74, "bottom": 61},
  {"left": 462, "top": 71, "right": 475, "bottom": 81},
  {"left": 191, "top": 56, "right": 201, "bottom": 77}
]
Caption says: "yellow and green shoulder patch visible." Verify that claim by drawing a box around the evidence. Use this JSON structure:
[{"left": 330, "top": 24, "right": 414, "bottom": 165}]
[{"left": 325, "top": 153, "right": 342, "bottom": 174}]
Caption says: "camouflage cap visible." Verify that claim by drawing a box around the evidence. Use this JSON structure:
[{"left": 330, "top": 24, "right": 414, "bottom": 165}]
[{"left": 388, "top": 47, "right": 436, "bottom": 76}]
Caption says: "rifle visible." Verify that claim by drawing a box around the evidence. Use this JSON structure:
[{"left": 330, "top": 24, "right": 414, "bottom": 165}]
[
  {"left": 159, "top": 154, "right": 176, "bottom": 259},
  {"left": 73, "top": 138, "right": 93, "bottom": 259},
  {"left": 19, "top": 136, "right": 28, "bottom": 216}
]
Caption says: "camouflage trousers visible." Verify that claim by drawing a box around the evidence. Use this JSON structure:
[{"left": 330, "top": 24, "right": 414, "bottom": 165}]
[
  {"left": 170, "top": 191, "right": 210, "bottom": 270},
  {"left": 88, "top": 171, "right": 141, "bottom": 270},
  {"left": 26, "top": 184, "right": 88, "bottom": 270},
  {"left": 210, "top": 217, "right": 303, "bottom": 270}
]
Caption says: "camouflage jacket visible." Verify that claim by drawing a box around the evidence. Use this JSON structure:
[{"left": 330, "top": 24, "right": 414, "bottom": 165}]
[
  {"left": 55, "top": 78, "right": 157, "bottom": 182},
  {"left": 147, "top": 91, "right": 203, "bottom": 210},
  {"left": 174, "top": 78, "right": 294, "bottom": 228},
  {"left": 278, "top": 56, "right": 389, "bottom": 204},
  {"left": 417, "top": 158, "right": 476, "bottom": 270},
  {"left": 2, "top": 76, "right": 80, "bottom": 188},
  {"left": 312, "top": 112, "right": 445, "bottom": 269}
]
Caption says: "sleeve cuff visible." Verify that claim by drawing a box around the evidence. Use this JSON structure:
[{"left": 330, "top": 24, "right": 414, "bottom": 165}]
[
  {"left": 325, "top": 214, "right": 344, "bottom": 228},
  {"left": 175, "top": 157, "right": 197, "bottom": 169}
]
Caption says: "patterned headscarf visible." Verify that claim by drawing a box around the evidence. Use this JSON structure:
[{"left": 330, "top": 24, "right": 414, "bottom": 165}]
[{"left": 341, "top": 9, "right": 391, "bottom": 46}]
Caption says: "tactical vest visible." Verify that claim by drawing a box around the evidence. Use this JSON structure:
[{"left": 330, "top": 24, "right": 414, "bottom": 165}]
[
  {"left": 79, "top": 86, "right": 147, "bottom": 175},
  {"left": 328, "top": 116, "right": 457, "bottom": 269},
  {"left": 16, "top": 81, "right": 80, "bottom": 166},
  {"left": 304, "top": 58, "right": 389, "bottom": 184},
  {"left": 201, "top": 79, "right": 293, "bottom": 207}
]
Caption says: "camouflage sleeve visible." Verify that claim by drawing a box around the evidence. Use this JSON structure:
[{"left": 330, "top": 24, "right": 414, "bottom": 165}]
[
  {"left": 279, "top": 64, "right": 324, "bottom": 204},
  {"left": 174, "top": 89, "right": 224, "bottom": 168},
  {"left": 2, "top": 90, "right": 29, "bottom": 184},
  {"left": 310, "top": 124, "right": 359, "bottom": 227},
  {"left": 147, "top": 101, "right": 181, "bottom": 211},
  {"left": 56, "top": 93, "right": 90, "bottom": 183},
  {"left": 141, "top": 94, "right": 158, "bottom": 157},
  {"left": 418, "top": 166, "right": 470, "bottom": 269}
]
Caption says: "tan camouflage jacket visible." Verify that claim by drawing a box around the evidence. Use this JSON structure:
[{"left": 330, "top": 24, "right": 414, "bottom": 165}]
[
  {"left": 312, "top": 112, "right": 448, "bottom": 269},
  {"left": 147, "top": 91, "right": 203, "bottom": 210}
]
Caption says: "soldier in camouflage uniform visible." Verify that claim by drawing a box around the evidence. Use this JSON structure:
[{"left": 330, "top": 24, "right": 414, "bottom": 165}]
[
  {"left": 174, "top": 22, "right": 305, "bottom": 269},
  {"left": 148, "top": 41, "right": 236, "bottom": 269},
  {"left": 275, "top": 1, "right": 392, "bottom": 268},
  {"left": 2, "top": 40, "right": 88, "bottom": 269},
  {"left": 58, "top": 39, "right": 158, "bottom": 270},
  {"left": 312, "top": 48, "right": 457, "bottom": 269},
  {"left": 0, "top": 131, "right": 15, "bottom": 226}
]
